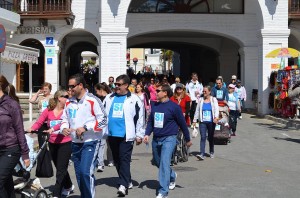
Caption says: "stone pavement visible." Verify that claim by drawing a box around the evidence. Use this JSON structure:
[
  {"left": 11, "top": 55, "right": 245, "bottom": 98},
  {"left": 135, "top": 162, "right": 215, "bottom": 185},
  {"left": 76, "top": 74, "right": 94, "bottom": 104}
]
[{"left": 23, "top": 113, "right": 300, "bottom": 198}]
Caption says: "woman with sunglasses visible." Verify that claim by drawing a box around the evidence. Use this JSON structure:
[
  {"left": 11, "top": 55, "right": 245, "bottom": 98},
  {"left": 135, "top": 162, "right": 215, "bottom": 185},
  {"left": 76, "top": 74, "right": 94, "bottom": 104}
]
[
  {"left": 193, "top": 86, "right": 219, "bottom": 160},
  {"left": 170, "top": 83, "right": 191, "bottom": 126},
  {"left": 27, "top": 89, "right": 74, "bottom": 197}
]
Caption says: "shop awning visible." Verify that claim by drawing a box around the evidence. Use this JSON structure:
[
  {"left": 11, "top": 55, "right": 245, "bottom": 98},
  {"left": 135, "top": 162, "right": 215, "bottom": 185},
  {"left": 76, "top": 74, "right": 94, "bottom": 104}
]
[{"left": 1, "top": 42, "right": 39, "bottom": 64}]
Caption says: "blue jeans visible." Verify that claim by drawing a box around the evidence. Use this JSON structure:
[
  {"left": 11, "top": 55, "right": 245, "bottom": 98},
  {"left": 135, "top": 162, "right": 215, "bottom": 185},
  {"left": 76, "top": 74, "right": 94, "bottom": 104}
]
[
  {"left": 152, "top": 135, "right": 177, "bottom": 196},
  {"left": 72, "top": 141, "right": 99, "bottom": 198},
  {"left": 199, "top": 122, "right": 215, "bottom": 155}
]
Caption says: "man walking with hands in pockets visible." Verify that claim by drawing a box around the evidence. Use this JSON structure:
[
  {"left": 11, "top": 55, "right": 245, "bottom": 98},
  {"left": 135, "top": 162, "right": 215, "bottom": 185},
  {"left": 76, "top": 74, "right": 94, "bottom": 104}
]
[
  {"left": 143, "top": 84, "right": 192, "bottom": 198},
  {"left": 60, "top": 74, "right": 107, "bottom": 198}
]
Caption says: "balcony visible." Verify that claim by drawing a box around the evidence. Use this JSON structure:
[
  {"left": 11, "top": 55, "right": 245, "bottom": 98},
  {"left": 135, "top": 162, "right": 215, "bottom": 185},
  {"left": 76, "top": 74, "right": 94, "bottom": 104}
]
[
  {"left": 14, "top": 0, "right": 73, "bottom": 20},
  {"left": 0, "top": 0, "right": 14, "bottom": 11},
  {"left": 289, "top": 0, "right": 300, "bottom": 19}
]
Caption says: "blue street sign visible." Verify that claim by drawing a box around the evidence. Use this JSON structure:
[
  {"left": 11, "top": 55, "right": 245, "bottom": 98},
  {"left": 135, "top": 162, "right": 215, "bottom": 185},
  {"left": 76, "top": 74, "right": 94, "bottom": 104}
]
[
  {"left": 0, "top": 24, "right": 6, "bottom": 53},
  {"left": 47, "top": 58, "right": 53, "bottom": 64},
  {"left": 45, "top": 37, "right": 54, "bottom": 46}
]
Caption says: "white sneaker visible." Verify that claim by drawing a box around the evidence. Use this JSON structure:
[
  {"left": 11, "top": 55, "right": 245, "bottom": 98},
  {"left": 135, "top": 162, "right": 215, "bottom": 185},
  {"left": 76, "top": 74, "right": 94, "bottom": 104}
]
[
  {"left": 61, "top": 184, "right": 75, "bottom": 196},
  {"left": 97, "top": 165, "right": 104, "bottom": 172},
  {"left": 239, "top": 116, "right": 242, "bottom": 120},
  {"left": 156, "top": 193, "right": 168, "bottom": 198},
  {"left": 128, "top": 182, "right": 133, "bottom": 189},
  {"left": 196, "top": 154, "right": 204, "bottom": 160},
  {"left": 117, "top": 185, "right": 128, "bottom": 196},
  {"left": 169, "top": 172, "right": 177, "bottom": 190},
  {"left": 210, "top": 153, "right": 214, "bottom": 159},
  {"left": 108, "top": 162, "right": 114, "bottom": 167}
]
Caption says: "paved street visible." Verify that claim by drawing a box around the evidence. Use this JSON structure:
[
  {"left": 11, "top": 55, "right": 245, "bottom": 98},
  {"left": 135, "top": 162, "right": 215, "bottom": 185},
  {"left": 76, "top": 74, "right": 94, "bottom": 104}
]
[{"left": 33, "top": 113, "right": 300, "bottom": 198}]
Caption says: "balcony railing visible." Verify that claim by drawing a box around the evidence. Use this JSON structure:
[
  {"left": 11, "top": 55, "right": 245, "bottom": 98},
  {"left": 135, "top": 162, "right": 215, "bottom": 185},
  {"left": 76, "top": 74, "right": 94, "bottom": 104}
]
[
  {"left": 0, "top": 0, "right": 14, "bottom": 11},
  {"left": 289, "top": 0, "right": 300, "bottom": 18},
  {"left": 14, "top": 0, "right": 72, "bottom": 19}
]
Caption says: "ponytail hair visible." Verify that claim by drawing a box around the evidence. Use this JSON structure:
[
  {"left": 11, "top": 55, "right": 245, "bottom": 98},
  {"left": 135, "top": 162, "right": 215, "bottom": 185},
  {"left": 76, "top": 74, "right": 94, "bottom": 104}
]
[
  {"left": 0, "top": 75, "right": 19, "bottom": 103},
  {"left": 48, "top": 89, "right": 66, "bottom": 111}
]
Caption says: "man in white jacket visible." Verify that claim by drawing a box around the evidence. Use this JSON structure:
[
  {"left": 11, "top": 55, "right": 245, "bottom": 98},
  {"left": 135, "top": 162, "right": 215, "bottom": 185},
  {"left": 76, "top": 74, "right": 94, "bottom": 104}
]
[
  {"left": 103, "top": 74, "right": 145, "bottom": 196},
  {"left": 60, "top": 74, "right": 107, "bottom": 198}
]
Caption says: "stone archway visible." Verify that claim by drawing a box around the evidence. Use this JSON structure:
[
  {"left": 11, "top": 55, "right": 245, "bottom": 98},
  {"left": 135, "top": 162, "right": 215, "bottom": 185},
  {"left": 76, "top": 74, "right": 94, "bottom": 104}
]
[{"left": 19, "top": 39, "right": 45, "bottom": 92}]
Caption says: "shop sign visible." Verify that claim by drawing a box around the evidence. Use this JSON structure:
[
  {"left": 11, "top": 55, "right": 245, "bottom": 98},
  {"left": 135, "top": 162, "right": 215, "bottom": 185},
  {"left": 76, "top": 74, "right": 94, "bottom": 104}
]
[
  {"left": 45, "top": 47, "right": 55, "bottom": 57},
  {"left": 1, "top": 49, "right": 38, "bottom": 64},
  {"left": 16, "top": 26, "right": 56, "bottom": 34}
]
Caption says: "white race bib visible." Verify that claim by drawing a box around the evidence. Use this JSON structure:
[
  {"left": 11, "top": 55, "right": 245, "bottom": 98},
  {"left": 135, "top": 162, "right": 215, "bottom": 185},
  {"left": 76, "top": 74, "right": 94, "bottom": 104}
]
[
  {"left": 154, "top": 112, "right": 164, "bottom": 128},
  {"left": 202, "top": 110, "right": 212, "bottom": 122},
  {"left": 41, "top": 101, "right": 48, "bottom": 111},
  {"left": 49, "top": 120, "right": 62, "bottom": 128},
  {"left": 112, "top": 103, "right": 124, "bottom": 118},
  {"left": 215, "top": 124, "right": 221, "bottom": 131},
  {"left": 216, "top": 90, "right": 223, "bottom": 99}
]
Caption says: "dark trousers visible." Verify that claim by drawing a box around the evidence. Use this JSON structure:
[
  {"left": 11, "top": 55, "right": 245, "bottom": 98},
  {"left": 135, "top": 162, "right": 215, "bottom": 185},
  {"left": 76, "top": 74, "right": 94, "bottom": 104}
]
[
  {"left": 229, "top": 110, "right": 239, "bottom": 133},
  {"left": 190, "top": 101, "right": 197, "bottom": 123},
  {"left": 199, "top": 122, "right": 215, "bottom": 154},
  {"left": 48, "top": 142, "right": 72, "bottom": 197},
  {"left": 0, "top": 146, "right": 21, "bottom": 198},
  {"left": 108, "top": 137, "right": 133, "bottom": 188}
]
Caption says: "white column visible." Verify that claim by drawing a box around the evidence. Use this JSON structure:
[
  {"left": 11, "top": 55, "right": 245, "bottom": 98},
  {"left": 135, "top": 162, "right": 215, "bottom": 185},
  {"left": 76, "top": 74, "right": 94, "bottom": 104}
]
[
  {"left": 99, "top": 28, "right": 128, "bottom": 83},
  {"left": 29, "top": 63, "right": 33, "bottom": 122},
  {"left": 257, "top": 29, "right": 290, "bottom": 115},
  {"left": 239, "top": 47, "right": 259, "bottom": 109},
  {"left": 45, "top": 45, "right": 59, "bottom": 92}
]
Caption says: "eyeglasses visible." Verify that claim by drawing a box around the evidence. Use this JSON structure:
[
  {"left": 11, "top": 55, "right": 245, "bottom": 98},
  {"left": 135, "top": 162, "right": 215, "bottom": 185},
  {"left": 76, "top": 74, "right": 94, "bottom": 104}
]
[
  {"left": 156, "top": 89, "right": 164, "bottom": 93},
  {"left": 109, "top": 80, "right": 114, "bottom": 83},
  {"left": 114, "top": 82, "right": 124, "bottom": 87},
  {"left": 176, "top": 87, "right": 183, "bottom": 90},
  {"left": 217, "top": 83, "right": 222, "bottom": 85},
  {"left": 68, "top": 84, "right": 79, "bottom": 89},
  {"left": 203, "top": 91, "right": 207, "bottom": 93},
  {"left": 61, "top": 95, "right": 69, "bottom": 99}
]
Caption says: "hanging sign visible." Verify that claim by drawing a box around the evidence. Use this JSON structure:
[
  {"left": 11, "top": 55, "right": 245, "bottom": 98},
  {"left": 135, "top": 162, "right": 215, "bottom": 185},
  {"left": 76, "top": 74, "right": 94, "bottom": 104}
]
[{"left": 0, "top": 24, "right": 6, "bottom": 53}]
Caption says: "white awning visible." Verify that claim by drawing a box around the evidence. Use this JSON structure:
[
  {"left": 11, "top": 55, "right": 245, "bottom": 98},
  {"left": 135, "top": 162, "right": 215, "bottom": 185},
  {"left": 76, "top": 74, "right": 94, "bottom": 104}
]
[{"left": 1, "top": 43, "right": 39, "bottom": 64}]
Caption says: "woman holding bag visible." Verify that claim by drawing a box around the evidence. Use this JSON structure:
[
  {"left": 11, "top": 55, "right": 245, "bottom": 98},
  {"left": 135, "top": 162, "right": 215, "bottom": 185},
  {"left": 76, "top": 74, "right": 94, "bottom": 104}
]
[
  {"left": 193, "top": 86, "right": 219, "bottom": 160},
  {"left": 27, "top": 89, "right": 74, "bottom": 197}
]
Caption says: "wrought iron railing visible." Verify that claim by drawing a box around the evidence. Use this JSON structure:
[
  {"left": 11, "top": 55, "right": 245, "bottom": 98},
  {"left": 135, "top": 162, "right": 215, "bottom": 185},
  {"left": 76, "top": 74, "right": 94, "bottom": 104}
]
[
  {"left": 0, "top": 0, "right": 14, "bottom": 11},
  {"left": 16, "top": 0, "right": 71, "bottom": 15},
  {"left": 289, "top": 0, "right": 300, "bottom": 17}
]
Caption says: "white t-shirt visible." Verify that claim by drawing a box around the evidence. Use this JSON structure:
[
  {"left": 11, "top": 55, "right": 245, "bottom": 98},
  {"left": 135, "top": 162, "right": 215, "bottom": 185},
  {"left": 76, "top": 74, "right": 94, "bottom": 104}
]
[
  {"left": 228, "top": 93, "right": 237, "bottom": 110},
  {"left": 187, "top": 81, "right": 203, "bottom": 101}
]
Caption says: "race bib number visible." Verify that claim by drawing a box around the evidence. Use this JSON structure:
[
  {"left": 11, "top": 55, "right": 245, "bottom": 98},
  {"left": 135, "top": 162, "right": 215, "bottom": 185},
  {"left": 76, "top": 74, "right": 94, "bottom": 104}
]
[
  {"left": 41, "top": 101, "right": 48, "bottom": 111},
  {"left": 216, "top": 90, "right": 223, "bottom": 99},
  {"left": 202, "top": 110, "right": 212, "bottom": 122},
  {"left": 215, "top": 124, "right": 221, "bottom": 131},
  {"left": 68, "top": 108, "right": 77, "bottom": 119},
  {"left": 154, "top": 112, "right": 164, "bottom": 128},
  {"left": 49, "top": 120, "right": 62, "bottom": 128},
  {"left": 112, "top": 103, "right": 124, "bottom": 118}
]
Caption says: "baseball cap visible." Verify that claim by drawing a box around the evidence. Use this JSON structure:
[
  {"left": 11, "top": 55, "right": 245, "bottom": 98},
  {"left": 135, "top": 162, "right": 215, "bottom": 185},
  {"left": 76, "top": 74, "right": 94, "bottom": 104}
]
[
  {"left": 236, "top": 79, "right": 241, "bottom": 83},
  {"left": 229, "top": 84, "right": 236, "bottom": 88},
  {"left": 232, "top": 75, "right": 237, "bottom": 80},
  {"left": 217, "top": 76, "right": 223, "bottom": 79}
]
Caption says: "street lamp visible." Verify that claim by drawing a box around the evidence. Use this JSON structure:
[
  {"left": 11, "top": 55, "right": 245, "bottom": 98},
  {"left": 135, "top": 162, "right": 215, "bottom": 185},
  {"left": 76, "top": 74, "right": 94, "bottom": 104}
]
[{"left": 133, "top": 57, "right": 138, "bottom": 74}]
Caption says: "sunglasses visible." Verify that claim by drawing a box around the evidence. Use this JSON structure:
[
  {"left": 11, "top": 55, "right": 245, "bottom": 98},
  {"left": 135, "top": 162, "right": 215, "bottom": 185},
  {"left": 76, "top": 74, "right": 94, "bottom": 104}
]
[
  {"left": 156, "top": 89, "right": 164, "bottom": 93},
  {"left": 68, "top": 84, "right": 79, "bottom": 89},
  {"left": 61, "top": 95, "right": 69, "bottom": 99},
  {"left": 114, "top": 83, "right": 125, "bottom": 87},
  {"left": 109, "top": 80, "right": 114, "bottom": 82}
]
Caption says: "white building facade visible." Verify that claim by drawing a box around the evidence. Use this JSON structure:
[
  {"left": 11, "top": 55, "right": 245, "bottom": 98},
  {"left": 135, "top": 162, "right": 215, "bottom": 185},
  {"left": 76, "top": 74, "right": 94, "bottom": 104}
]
[{"left": 2, "top": 0, "right": 297, "bottom": 115}]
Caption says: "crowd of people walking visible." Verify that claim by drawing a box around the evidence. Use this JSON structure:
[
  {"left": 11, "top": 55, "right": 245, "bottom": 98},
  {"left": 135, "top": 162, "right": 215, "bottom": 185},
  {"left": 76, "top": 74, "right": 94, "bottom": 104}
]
[{"left": 0, "top": 71, "right": 247, "bottom": 198}]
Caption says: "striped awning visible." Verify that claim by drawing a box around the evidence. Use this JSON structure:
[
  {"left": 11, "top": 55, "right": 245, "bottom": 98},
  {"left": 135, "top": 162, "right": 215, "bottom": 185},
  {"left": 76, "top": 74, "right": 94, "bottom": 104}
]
[{"left": 1, "top": 43, "right": 39, "bottom": 64}]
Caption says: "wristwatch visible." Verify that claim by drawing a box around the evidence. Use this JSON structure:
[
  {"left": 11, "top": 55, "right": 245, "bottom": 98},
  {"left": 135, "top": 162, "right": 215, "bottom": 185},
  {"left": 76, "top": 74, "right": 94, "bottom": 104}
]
[{"left": 83, "top": 125, "right": 88, "bottom": 132}]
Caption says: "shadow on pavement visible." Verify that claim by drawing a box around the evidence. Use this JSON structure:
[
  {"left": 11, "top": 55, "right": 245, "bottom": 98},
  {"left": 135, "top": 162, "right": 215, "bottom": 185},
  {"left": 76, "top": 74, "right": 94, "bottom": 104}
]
[
  {"left": 274, "top": 137, "right": 300, "bottom": 144},
  {"left": 253, "top": 123, "right": 289, "bottom": 131},
  {"left": 138, "top": 180, "right": 159, "bottom": 190},
  {"left": 96, "top": 176, "right": 119, "bottom": 188}
]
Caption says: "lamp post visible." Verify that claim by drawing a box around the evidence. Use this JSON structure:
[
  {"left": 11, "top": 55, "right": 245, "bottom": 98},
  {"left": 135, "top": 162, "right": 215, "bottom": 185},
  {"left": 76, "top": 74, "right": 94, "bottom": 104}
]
[{"left": 133, "top": 57, "right": 138, "bottom": 74}]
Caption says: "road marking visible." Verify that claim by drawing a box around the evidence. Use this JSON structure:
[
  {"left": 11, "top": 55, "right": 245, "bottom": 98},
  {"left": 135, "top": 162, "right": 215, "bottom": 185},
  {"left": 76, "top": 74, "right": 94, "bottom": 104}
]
[{"left": 281, "top": 133, "right": 290, "bottom": 138}]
